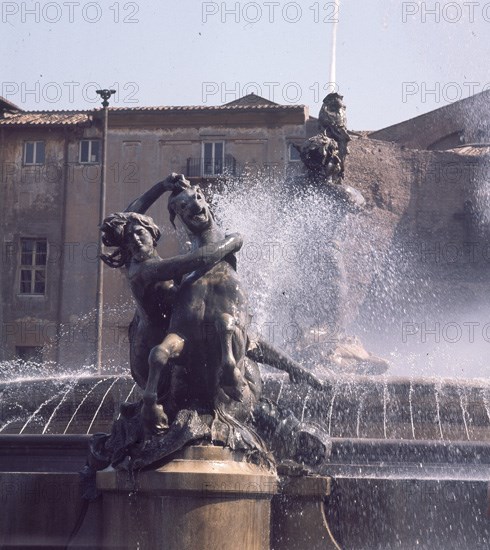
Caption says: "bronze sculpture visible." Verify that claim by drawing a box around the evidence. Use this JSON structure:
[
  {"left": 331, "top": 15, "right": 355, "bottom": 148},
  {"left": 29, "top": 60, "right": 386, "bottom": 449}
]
[
  {"left": 295, "top": 92, "right": 351, "bottom": 185},
  {"left": 100, "top": 206, "right": 245, "bottom": 432},
  {"left": 318, "top": 92, "right": 351, "bottom": 173},
  {"left": 131, "top": 175, "right": 262, "bottom": 445},
  {"left": 87, "top": 174, "right": 329, "bottom": 474}
]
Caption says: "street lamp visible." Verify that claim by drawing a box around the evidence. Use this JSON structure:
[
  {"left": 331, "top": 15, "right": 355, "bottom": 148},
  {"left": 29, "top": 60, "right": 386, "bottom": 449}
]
[
  {"left": 96, "top": 89, "right": 116, "bottom": 108},
  {"left": 95, "top": 89, "right": 116, "bottom": 374}
]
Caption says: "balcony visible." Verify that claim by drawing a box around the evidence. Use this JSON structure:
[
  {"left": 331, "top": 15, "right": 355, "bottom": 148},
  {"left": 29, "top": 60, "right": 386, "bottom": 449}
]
[{"left": 184, "top": 155, "right": 239, "bottom": 179}]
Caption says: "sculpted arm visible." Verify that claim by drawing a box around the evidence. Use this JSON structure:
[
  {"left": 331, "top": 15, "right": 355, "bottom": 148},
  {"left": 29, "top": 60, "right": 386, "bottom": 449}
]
[
  {"left": 247, "top": 338, "right": 324, "bottom": 391},
  {"left": 140, "top": 234, "right": 243, "bottom": 284},
  {"left": 125, "top": 173, "right": 186, "bottom": 214}
]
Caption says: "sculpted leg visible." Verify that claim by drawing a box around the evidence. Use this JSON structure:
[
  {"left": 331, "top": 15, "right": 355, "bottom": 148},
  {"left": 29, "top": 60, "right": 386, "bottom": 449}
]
[
  {"left": 215, "top": 314, "right": 245, "bottom": 401},
  {"left": 142, "top": 333, "right": 185, "bottom": 434}
]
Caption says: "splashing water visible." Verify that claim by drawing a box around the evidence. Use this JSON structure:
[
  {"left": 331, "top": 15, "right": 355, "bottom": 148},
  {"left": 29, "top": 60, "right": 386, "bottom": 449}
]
[
  {"left": 64, "top": 378, "right": 107, "bottom": 434},
  {"left": 0, "top": 417, "right": 23, "bottom": 434},
  {"left": 301, "top": 388, "right": 311, "bottom": 422},
  {"left": 19, "top": 391, "right": 66, "bottom": 434},
  {"left": 355, "top": 391, "right": 365, "bottom": 438},
  {"left": 86, "top": 377, "right": 121, "bottom": 434},
  {"left": 434, "top": 384, "right": 444, "bottom": 441},
  {"left": 42, "top": 379, "right": 79, "bottom": 434},
  {"left": 408, "top": 380, "right": 416, "bottom": 439},
  {"left": 116, "top": 382, "right": 138, "bottom": 420},
  {"left": 212, "top": 171, "right": 490, "bottom": 379},
  {"left": 383, "top": 378, "right": 388, "bottom": 439},
  {"left": 327, "top": 381, "right": 339, "bottom": 436},
  {"left": 213, "top": 176, "right": 369, "bottom": 367},
  {"left": 458, "top": 388, "right": 470, "bottom": 441}
]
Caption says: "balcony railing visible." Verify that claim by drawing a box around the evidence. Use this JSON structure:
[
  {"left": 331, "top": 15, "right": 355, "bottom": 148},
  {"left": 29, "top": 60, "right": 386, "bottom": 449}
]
[{"left": 184, "top": 155, "right": 238, "bottom": 178}]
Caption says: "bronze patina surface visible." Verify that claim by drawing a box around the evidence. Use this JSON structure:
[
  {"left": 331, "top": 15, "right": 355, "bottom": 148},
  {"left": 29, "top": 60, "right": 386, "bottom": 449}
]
[{"left": 86, "top": 174, "right": 330, "bottom": 476}]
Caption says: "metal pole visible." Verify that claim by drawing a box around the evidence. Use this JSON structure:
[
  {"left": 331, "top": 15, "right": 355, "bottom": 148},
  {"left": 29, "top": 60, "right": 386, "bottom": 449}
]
[
  {"left": 329, "top": 0, "right": 340, "bottom": 91},
  {"left": 95, "top": 89, "right": 115, "bottom": 374}
]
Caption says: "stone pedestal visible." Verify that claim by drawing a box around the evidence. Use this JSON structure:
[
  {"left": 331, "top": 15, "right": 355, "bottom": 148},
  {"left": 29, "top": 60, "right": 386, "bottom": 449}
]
[
  {"left": 272, "top": 474, "right": 337, "bottom": 550},
  {"left": 97, "top": 445, "right": 277, "bottom": 550}
]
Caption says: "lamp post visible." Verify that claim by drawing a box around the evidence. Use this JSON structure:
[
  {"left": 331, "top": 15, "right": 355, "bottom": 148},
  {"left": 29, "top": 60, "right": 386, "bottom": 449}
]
[{"left": 95, "top": 89, "right": 116, "bottom": 374}]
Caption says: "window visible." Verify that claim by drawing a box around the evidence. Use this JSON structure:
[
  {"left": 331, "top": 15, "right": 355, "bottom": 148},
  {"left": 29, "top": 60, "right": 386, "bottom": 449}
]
[
  {"left": 288, "top": 143, "right": 301, "bottom": 162},
  {"left": 202, "top": 142, "right": 224, "bottom": 176},
  {"left": 19, "top": 239, "right": 47, "bottom": 295},
  {"left": 23, "top": 141, "right": 45, "bottom": 165},
  {"left": 79, "top": 140, "right": 101, "bottom": 163},
  {"left": 16, "top": 346, "right": 43, "bottom": 363}
]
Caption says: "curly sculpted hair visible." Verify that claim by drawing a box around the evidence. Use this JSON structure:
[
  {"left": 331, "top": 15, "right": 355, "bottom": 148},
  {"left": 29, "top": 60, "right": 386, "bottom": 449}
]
[{"left": 100, "top": 212, "right": 161, "bottom": 268}]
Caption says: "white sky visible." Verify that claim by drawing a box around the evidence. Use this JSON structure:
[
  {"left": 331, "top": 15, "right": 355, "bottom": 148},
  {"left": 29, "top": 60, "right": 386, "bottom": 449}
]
[{"left": 2, "top": 0, "right": 489, "bottom": 130}]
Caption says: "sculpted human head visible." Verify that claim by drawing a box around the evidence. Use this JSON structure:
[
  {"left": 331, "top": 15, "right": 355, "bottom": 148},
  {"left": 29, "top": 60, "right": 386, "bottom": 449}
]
[
  {"left": 100, "top": 212, "right": 161, "bottom": 267},
  {"left": 125, "top": 221, "right": 156, "bottom": 261},
  {"left": 322, "top": 92, "right": 345, "bottom": 112},
  {"left": 168, "top": 184, "right": 214, "bottom": 234}
]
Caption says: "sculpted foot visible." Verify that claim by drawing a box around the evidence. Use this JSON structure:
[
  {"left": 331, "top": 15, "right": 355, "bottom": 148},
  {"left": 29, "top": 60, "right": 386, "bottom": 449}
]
[
  {"left": 142, "top": 392, "right": 169, "bottom": 436},
  {"left": 294, "top": 424, "right": 331, "bottom": 466}
]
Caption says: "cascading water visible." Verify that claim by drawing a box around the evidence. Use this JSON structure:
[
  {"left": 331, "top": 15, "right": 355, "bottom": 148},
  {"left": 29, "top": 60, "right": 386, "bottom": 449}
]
[
  {"left": 210, "top": 165, "right": 490, "bottom": 382},
  {"left": 212, "top": 173, "right": 367, "bottom": 371},
  {"left": 2, "top": 171, "right": 490, "bottom": 549},
  {"left": 2, "top": 168, "right": 490, "bottom": 441},
  {"left": 0, "top": 374, "right": 138, "bottom": 435}
]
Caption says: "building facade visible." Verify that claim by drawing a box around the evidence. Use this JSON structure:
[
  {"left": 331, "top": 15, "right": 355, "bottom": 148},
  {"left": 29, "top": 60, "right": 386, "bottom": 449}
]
[
  {"left": 2, "top": 91, "right": 489, "bottom": 374},
  {"left": 0, "top": 94, "right": 311, "bottom": 370}
]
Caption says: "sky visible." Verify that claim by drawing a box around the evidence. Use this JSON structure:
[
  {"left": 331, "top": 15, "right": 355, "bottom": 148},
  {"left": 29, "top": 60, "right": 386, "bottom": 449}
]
[{"left": 2, "top": 0, "right": 490, "bottom": 130}]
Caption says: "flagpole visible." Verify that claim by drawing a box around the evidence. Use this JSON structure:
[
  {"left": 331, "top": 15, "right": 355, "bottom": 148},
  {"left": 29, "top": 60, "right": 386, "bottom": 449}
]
[{"left": 329, "top": 0, "right": 340, "bottom": 91}]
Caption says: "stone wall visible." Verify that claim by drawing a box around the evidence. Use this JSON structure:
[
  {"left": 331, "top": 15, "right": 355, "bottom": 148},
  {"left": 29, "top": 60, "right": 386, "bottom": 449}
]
[{"left": 369, "top": 90, "right": 490, "bottom": 150}]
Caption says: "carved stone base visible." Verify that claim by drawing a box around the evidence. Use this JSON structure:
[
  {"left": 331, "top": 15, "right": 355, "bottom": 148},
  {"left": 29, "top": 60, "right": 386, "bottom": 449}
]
[{"left": 97, "top": 445, "right": 277, "bottom": 550}]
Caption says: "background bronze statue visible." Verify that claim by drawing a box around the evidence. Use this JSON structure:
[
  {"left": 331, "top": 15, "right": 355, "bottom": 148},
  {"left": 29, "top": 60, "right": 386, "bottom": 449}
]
[
  {"left": 290, "top": 95, "right": 388, "bottom": 375},
  {"left": 295, "top": 92, "right": 352, "bottom": 186},
  {"left": 318, "top": 92, "right": 351, "bottom": 175}
]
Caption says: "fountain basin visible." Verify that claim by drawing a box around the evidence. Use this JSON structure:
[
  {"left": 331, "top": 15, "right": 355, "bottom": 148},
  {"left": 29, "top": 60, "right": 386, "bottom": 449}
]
[
  {"left": 2, "top": 372, "right": 490, "bottom": 548},
  {"left": 3, "top": 372, "right": 490, "bottom": 442},
  {"left": 1, "top": 434, "right": 489, "bottom": 549}
]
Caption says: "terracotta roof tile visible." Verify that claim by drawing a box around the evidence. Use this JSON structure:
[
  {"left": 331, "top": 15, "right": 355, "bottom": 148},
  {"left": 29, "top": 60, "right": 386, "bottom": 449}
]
[
  {"left": 448, "top": 144, "right": 490, "bottom": 156},
  {"left": 0, "top": 102, "right": 306, "bottom": 126},
  {"left": 0, "top": 111, "right": 92, "bottom": 126},
  {"left": 105, "top": 104, "right": 305, "bottom": 112}
]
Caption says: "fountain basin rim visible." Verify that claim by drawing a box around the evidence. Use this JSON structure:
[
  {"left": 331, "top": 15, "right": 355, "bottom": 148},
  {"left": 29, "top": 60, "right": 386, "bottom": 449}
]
[
  {"left": 2, "top": 372, "right": 490, "bottom": 390},
  {"left": 0, "top": 371, "right": 101, "bottom": 385},
  {"left": 0, "top": 434, "right": 490, "bottom": 479},
  {"left": 330, "top": 437, "right": 490, "bottom": 463}
]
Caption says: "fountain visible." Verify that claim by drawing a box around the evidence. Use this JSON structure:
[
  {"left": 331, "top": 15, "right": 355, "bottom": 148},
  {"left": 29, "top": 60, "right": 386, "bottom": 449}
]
[
  {"left": 2, "top": 96, "right": 490, "bottom": 549},
  {"left": 2, "top": 370, "right": 490, "bottom": 547}
]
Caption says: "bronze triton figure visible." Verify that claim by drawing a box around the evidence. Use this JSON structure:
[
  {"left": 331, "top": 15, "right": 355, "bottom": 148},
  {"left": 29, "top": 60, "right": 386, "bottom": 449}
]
[{"left": 86, "top": 174, "right": 329, "bottom": 475}]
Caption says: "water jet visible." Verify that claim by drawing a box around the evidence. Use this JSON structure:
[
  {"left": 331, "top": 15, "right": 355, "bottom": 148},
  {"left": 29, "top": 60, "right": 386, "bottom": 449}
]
[{"left": 2, "top": 93, "right": 490, "bottom": 549}]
